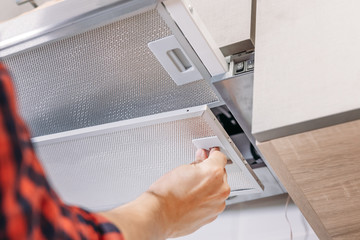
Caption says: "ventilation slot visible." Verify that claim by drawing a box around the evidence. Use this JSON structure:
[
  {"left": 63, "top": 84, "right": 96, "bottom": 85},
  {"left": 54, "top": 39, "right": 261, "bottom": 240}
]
[{"left": 167, "top": 48, "right": 192, "bottom": 72}]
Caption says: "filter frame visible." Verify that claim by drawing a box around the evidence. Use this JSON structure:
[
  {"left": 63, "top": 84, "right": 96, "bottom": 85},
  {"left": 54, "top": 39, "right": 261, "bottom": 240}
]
[{"left": 32, "top": 105, "right": 263, "bottom": 210}]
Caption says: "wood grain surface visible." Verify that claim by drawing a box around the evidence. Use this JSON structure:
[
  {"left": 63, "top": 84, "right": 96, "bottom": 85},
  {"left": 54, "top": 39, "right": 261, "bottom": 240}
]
[{"left": 258, "top": 119, "right": 360, "bottom": 239}]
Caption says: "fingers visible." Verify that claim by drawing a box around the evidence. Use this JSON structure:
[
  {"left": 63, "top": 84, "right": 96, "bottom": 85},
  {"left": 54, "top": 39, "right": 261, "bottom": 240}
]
[
  {"left": 203, "top": 148, "right": 227, "bottom": 168},
  {"left": 194, "top": 149, "right": 203, "bottom": 164},
  {"left": 193, "top": 148, "right": 208, "bottom": 164},
  {"left": 210, "top": 147, "right": 220, "bottom": 154},
  {"left": 223, "top": 167, "right": 228, "bottom": 184}
]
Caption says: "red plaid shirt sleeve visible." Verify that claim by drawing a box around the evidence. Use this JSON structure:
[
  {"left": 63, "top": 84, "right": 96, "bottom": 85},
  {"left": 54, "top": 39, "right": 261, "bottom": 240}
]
[{"left": 0, "top": 63, "right": 124, "bottom": 240}]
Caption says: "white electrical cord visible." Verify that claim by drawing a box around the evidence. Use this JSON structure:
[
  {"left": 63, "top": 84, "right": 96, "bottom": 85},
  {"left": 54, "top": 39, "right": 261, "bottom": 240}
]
[
  {"left": 301, "top": 211, "right": 310, "bottom": 239},
  {"left": 285, "top": 194, "right": 294, "bottom": 240}
]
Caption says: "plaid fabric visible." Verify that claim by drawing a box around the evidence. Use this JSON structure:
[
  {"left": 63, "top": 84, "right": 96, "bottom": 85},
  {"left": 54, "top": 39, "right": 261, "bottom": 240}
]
[{"left": 0, "top": 63, "right": 124, "bottom": 240}]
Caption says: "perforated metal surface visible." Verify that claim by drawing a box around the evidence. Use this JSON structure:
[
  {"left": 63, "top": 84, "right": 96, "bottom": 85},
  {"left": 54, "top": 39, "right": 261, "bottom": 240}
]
[
  {"left": 35, "top": 115, "right": 259, "bottom": 211},
  {"left": 3, "top": 9, "right": 218, "bottom": 137}
]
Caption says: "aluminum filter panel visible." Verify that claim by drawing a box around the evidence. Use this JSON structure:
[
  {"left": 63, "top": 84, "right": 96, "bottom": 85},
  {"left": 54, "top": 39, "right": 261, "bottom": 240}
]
[
  {"left": 33, "top": 106, "right": 262, "bottom": 211},
  {"left": 3, "top": 9, "right": 218, "bottom": 137}
]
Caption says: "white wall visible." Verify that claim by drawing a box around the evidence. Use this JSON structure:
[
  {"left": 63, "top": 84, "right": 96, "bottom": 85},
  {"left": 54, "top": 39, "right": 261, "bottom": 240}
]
[
  {"left": 176, "top": 194, "right": 318, "bottom": 240},
  {"left": 0, "top": 0, "right": 51, "bottom": 23}
]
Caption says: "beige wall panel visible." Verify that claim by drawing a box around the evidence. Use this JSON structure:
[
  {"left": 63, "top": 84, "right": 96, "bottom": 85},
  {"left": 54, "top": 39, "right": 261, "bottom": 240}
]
[
  {"left": 253, "top": 0, "right": 360, "bottom": 141},
  {"left": 258, "top": 119, "right": 360, "bottom": 239},
  {"left": 188, "top": 0, "right": 254, "bottom": 55}
]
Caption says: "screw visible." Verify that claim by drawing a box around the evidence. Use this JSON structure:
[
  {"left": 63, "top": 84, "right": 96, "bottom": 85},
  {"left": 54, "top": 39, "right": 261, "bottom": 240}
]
[{"left": 188, "top": 5, "right": 193, "bottom": 13}]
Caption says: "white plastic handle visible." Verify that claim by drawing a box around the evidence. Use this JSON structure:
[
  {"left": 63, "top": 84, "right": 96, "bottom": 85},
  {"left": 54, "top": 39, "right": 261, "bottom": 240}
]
[{"left": 148, "top": 35, "right": 203, "bottom": 86}]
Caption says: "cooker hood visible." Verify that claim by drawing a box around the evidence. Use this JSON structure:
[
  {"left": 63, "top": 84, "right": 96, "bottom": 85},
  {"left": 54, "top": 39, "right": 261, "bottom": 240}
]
[{"left": 0, "top": 0, "right": 265, "bottom": 210}]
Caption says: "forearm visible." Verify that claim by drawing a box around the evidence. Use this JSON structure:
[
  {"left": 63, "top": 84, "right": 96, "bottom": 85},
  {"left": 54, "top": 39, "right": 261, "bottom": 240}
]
[{"left": 100, "top": 192, "right": 169, "bottom": 240}]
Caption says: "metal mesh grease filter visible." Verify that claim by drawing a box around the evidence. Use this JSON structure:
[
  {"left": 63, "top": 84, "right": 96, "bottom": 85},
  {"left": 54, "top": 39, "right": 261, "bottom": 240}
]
[
  {"left": 3, "top": 9, "right": 218, "bottom": 137},
  {"left": 35, "top": 116, "right": 259, "bottom": 211}
]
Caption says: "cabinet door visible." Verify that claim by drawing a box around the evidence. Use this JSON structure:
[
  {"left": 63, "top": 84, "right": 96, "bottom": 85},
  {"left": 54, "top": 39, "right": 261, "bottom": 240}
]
[{"left": 253, "top": 0, "right": 360, "bottom": 142}]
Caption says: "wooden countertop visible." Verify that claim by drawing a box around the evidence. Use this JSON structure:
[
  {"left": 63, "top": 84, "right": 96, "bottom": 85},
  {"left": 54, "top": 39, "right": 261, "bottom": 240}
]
[{"left": 258, "top": 119, "right": 360, "bottom": 239}]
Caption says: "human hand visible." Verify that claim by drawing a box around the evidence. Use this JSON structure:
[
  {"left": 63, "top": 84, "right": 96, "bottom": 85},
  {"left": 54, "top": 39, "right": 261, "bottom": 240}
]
[
  {"left": 100, "top": 147, "right": 230, "bottom": 240},
  {"left": 148, "top": 147, "right": 230, "bottom": 238}
]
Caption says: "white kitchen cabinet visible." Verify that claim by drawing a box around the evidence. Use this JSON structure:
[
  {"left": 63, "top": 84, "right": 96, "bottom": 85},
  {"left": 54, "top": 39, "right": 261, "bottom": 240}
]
[{"left": 253, "top": 0, "right": 360, "bottom": 142}]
